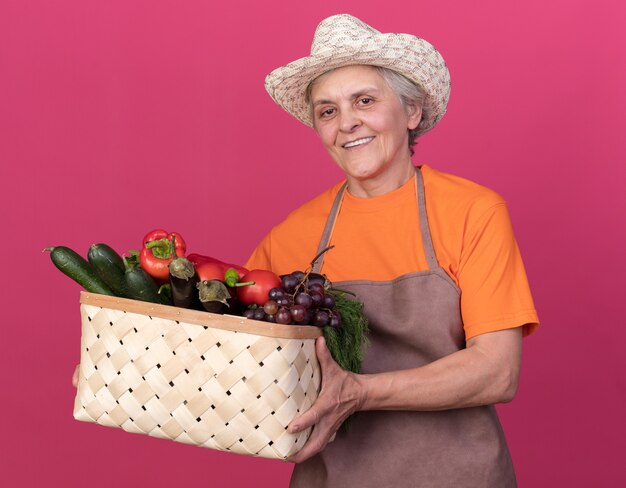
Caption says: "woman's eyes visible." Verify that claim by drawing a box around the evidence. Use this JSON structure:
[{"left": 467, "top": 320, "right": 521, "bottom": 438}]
[
  {"left": 317, "top": 107, "right": 336, "bottom": 119},
  {"left": 316, "top": 97, "right": 374, "bottom": 119}
]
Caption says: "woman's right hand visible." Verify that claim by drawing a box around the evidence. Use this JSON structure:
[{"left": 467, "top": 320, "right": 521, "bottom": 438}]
[
  {"left": 287, "top": 336, "right": 364, "bottom": 463},
  {"left": 72, "top": 364, "right": 79, "bottom": 388}
]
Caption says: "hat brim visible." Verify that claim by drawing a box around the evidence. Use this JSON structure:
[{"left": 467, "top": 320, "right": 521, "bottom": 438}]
[{"left": 265, "top": 37, "right": 450, "bottom": 135}]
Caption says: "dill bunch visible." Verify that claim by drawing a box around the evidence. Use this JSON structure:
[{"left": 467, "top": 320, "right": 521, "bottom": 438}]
[
  {"left": 322, "top": 288, "right": 369, "bottom": 431},
  {"left": 323, "top": 289, "right": 369, "bottom": 374}
]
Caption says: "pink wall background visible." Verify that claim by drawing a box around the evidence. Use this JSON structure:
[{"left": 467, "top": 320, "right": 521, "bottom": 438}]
[{"left": 2, "top": 0, "right": 624, "bottom": 486}]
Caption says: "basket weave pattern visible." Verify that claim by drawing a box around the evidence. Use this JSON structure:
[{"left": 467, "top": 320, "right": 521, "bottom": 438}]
[{"left": 74, "top": 294, "right": 322, "bottom": 459}]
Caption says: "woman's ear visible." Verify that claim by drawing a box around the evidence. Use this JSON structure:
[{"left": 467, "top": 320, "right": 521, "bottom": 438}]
[{"left": 406, "top": 103, "right": 422, "bottom": 130}]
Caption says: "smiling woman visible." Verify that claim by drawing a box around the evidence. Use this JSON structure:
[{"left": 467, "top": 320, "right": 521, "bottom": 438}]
[
  {"left": 308, "top": 65, "right": 421, "bottom": 197},
  {"left": 245, "top": 13, "right": 539, "bottom": 488},
  {"left": 306, "top": 65, "right": 428, "bottom": 155}
]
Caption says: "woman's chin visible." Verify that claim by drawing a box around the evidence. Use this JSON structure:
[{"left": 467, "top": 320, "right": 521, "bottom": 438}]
[{"left": 340, "top": 162, "right": 382, "bottom": 181}]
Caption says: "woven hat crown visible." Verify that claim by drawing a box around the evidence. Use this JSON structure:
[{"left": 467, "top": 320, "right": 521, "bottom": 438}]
[
  {"left": 309, "top": 15, "right": 380, "bottom": 55},
  {"left": 265, "top": 14, "right": 450, "bottom": 135}
]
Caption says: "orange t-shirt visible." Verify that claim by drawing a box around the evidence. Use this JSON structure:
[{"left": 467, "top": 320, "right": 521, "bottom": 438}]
[{"left": 245, "top": 165, "right": 539, "bottom": 340}]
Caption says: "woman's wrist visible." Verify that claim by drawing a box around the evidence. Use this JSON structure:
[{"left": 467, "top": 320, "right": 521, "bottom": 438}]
[
  {"left": 350, "top": 371, "right": 376, "bottom": 412},
  {"left": 336, "top": 370, "right": 368, "bottom": 417}
]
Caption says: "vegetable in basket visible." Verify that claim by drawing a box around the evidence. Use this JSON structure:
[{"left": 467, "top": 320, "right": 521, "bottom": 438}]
[
  {"left": 139, "top": 229, "right": 186, "bottom": 282},
  {"left": 187, "top": 253, "right": 248, "bottom": 278},
  {"left": 194, "top": 263, "right": 256, "bottom": 313},
  {"left": 197, "top": 279, "right": 232, "bottom": 313},
  {"left": 195, "top": 261, "right": 230, "bottom": 282},
  {"left": 124, "top": 256, "right": 171, "bottom": 305},
  {"left": 236, "top": 269, "right": 282, "bottom": 306},
  {"left": 87, "top": 243, "right": 131, "bottom": 298},
  {"left": 168, "top": 251, "right": 198, "bottom": 309},
  {"left": 44, "top": 246, "right": 114, "bottom": 296}
]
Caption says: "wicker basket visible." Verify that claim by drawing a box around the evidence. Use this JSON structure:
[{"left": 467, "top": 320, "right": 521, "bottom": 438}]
[{"left": 74, "top": 292, "right": 322, "bottom": 459}]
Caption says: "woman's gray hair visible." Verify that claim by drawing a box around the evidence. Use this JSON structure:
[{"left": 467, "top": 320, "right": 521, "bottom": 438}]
[
  {"left": 374, "top": 66, "right": 427, "bottom": 156},
  {"left": 306, "top": 65, "right": 427, "bottom": 156}
]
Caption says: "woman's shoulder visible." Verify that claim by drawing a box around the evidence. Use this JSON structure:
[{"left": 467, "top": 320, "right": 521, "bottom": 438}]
[
  {"left": 421, "top": 164, "right": 507, "bottom": 217},
  {"left": 277, "top": 180, "right": 345, "bottom": 229},
  {"left": 251, "top": 180, "right": 345, "bottom": 274},
  {"left": 259, "top": 180, "right": 345, "bottom": 255},
  {"left": 245, "top": 180, "right": 344, "bottom": 267}
]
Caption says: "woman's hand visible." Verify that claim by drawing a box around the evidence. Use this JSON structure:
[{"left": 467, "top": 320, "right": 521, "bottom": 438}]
[
  {"left": 287, "top": 336, "right": 364, "bottom": 463},
  {"left": 72, "top": 364, "right": 79, "bottom": 388}
]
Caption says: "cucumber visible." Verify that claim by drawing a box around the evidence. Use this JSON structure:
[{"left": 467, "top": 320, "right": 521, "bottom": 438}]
[
  {"left": 87, "top": 243, "right": 131, "bottom": 298},
  {"left": 125, "top": 266, "right": 171, "bottom": 305},
  {"left": 46, "top": 246, "right": 114, "bottom": 295}
]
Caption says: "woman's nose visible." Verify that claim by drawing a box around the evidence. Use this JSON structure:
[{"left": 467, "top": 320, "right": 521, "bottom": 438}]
[{"left": 339, "top": 108, "right": 361, "bottom": 132}]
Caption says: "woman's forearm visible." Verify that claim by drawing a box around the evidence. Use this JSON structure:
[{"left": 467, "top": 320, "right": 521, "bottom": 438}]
[
  {"left": 356, "top": 327, "right": 523, "bottom": 412},
  {"left": 286, "top": 328, "right": 523, "bottom": 463}
]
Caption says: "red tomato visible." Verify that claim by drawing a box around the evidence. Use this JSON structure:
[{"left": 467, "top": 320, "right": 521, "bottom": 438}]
[
  {"left": 237, "top": 269, "right": 282, "bottom": 306},
  {"left": 196, "top": 261, "right": 227, "bottom": 282}
]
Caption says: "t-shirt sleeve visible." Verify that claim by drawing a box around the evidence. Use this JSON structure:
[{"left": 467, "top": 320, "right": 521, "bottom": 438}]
[
  {"left": 244, "top": 232, "right": 273, "bottom": 271},
  {"left": 458, "top": 202, "right": 539, "bottom": 340}
]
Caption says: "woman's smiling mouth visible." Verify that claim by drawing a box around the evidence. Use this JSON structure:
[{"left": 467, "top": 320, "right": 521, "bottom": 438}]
[{"left": 342, "top": 136, "right": 375, "bottom": 149}]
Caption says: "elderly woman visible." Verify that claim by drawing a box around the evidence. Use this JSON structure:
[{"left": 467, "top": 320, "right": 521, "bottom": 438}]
[{"left": 245, "top": 14, "right": 539, "bottom": 488}]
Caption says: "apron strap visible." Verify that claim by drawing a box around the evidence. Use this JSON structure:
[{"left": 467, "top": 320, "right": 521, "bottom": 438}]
[
  {"left": 415, "top": 166, "right": 438, "bottom": 270},
  {"left": 312, "top": 182, "right": 347, "bottom": 273},
  {"left": 312, "top": 167, "right": 438, "bottom": 273}
]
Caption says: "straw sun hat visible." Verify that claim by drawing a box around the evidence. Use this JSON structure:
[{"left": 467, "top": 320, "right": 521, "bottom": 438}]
[{"left": 265, "top": 14, "right": 451, "bottom": 135}]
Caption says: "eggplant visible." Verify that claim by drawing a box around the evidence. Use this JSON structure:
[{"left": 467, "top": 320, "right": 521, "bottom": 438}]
[
  {"left": 197, "top": 280, "right": 231, "bottom": 313},
  {"left": 168, "top": 255, "right": 198, "bottom": 309}
]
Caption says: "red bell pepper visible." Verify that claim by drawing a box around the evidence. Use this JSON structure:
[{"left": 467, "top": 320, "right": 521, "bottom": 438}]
[
  {"left": 139, "top": 229, "right": 186, "bottom": 282},
  {"left": 187, "top": 253, "right": 248, "bottom": 278}
]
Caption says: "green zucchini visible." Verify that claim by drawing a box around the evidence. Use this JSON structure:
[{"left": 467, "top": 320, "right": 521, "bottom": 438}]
[
  {"left": 87, "top": 243, "right": 131, "bottom": 298},
  {"left": 46, "top": 246, "right": 114, "bottom": 296},
  {"left": 124, "top": 266, "right": 171, "bottom": 305}
]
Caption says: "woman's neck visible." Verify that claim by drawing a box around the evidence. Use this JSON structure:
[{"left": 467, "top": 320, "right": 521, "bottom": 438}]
[{"left": 346, "top": 160, "right": 415, "bottom": 198}]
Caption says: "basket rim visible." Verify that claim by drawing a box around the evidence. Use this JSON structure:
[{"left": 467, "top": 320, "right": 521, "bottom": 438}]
[{"left": 80, "top": 292, "right": 323, "bottom": 339}]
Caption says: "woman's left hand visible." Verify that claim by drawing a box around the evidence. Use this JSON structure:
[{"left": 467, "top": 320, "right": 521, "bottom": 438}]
[
  {"left": 287, "top": 336, "right": 363, "bottom": 463},
  {"left": 72, "top": 364, "right": 79, "bottom": 387}
]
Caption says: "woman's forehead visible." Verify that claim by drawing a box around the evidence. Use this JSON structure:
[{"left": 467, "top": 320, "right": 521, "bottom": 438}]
[{"left": 310, "top": 65, "right": 389, "bottom": 100}]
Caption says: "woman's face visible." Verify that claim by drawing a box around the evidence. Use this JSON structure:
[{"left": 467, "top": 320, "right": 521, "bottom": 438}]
[{"left": 309, "top": 65, "right": 421, "bottom": 197}]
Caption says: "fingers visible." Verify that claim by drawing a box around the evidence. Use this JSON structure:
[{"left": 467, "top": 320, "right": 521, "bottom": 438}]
[
  {"left": 315, "top": 336, "right": 338, "bottom": 371},
  {"left": 288, "top": 414, "right": 341, "bottom": 463},
  {"left": 316, "top": 335, "right": 330, "bottom": 360},
  {"left": 288, "top": 430, "right": 330, "bottom": 463},
  {"left": 288, "top": 337, "right": 334, "bottom": 435},
  {"left": 71, "top": 364, "right": 79, "bottom": 388},
  {"left": 289, "top": 404, "right": 319, "bottom": 434},
  {"left": 286, "top": 336, "right": 354, "bottom": 463}
]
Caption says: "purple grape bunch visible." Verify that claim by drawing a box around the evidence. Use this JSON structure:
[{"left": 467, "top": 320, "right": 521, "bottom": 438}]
[{"left": 243, "top": 271, "right": 342, "bottom": 328}]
